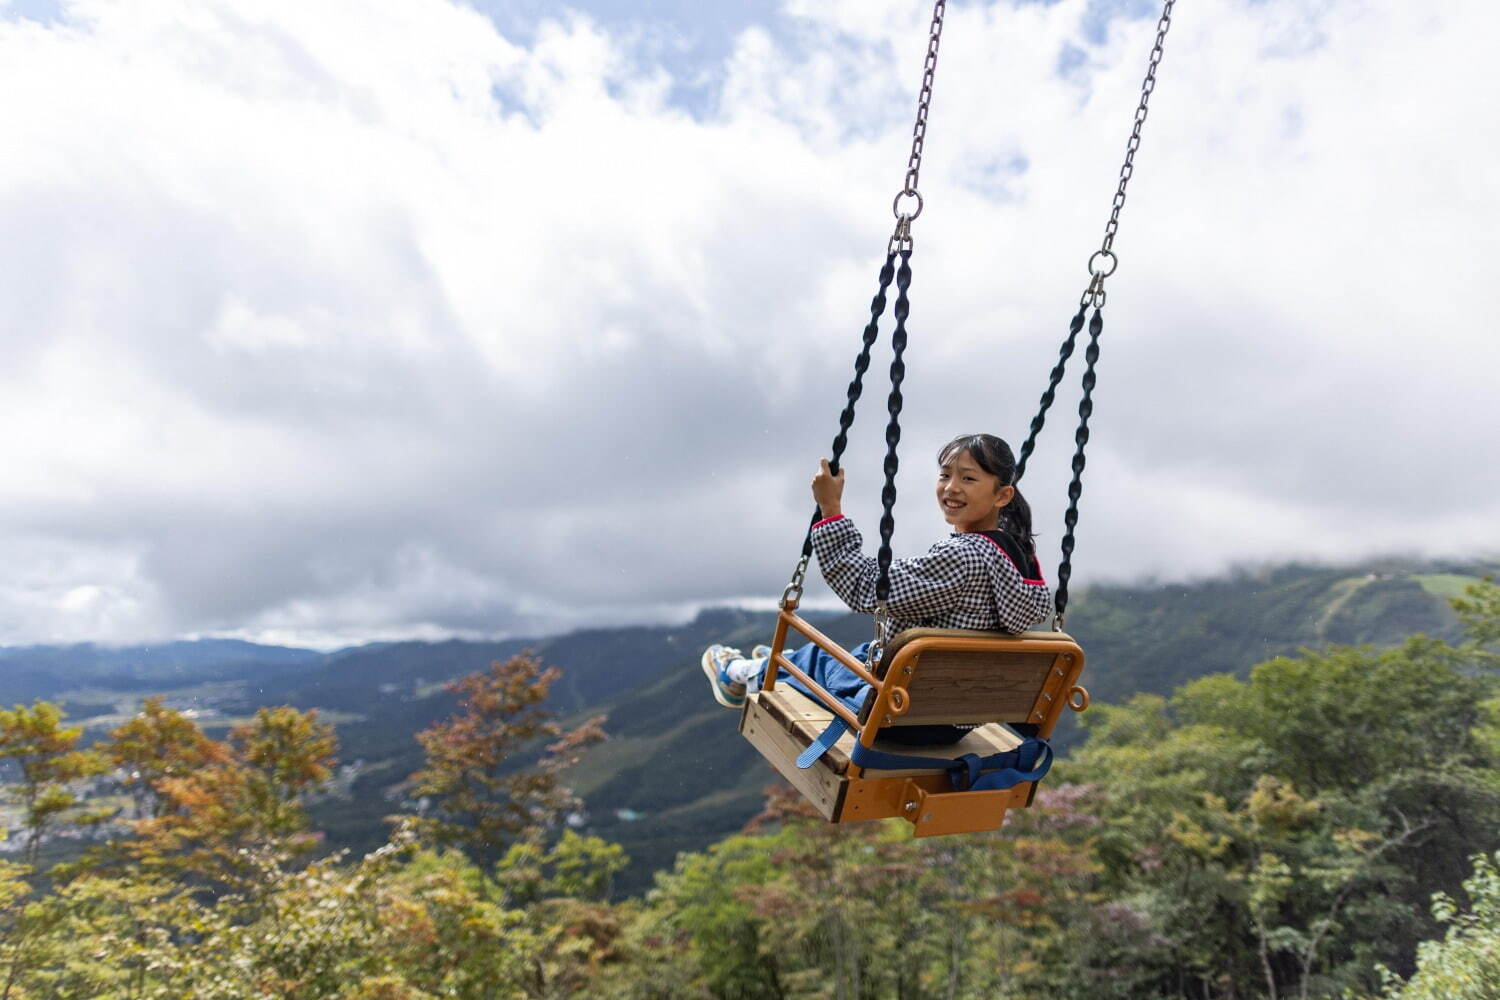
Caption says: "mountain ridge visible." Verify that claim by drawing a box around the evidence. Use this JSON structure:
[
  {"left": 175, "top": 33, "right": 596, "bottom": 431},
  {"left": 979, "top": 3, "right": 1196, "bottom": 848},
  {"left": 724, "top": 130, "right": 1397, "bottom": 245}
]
[{"left": 3, "top": 555, "right": 1492, "bottom": 892}]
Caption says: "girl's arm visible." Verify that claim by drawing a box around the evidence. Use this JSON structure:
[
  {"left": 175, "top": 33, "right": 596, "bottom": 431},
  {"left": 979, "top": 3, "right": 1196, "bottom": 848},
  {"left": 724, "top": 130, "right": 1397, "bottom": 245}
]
[{"left": 810, "top": 517, "right": 981, "bottom": 620}]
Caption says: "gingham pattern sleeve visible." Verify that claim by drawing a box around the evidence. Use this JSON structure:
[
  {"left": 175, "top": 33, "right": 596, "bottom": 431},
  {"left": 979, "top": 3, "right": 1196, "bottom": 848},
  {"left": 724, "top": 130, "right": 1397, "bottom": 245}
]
[
  {"left": 810, "top": 515, "right": 1052, "bottom": 633},
  {"left": 982, "top": 538, "right": 1055, "bottom": 633},
  {"left": 811, "top": 515, "right": 978, "bottom": 619}
]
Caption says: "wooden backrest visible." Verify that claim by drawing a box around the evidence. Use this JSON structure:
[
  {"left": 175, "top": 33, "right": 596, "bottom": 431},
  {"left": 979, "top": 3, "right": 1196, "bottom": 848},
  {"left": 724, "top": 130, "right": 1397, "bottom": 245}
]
[{"left": 864, "top": 628, "right": 1085, "bottom": 732}]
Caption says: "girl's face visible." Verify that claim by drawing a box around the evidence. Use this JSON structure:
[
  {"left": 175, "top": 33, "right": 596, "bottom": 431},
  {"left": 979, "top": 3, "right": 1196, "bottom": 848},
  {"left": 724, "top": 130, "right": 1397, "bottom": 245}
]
[{"left": 936, "top": 449, "right": 1014, "bottom": 533}]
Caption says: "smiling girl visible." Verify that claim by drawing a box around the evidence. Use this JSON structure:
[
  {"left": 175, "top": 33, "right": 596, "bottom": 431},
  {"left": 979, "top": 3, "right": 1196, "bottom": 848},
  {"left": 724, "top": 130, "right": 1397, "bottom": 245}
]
[{"left": 702, "top": 433, "right": 1053, "bottom": 727}]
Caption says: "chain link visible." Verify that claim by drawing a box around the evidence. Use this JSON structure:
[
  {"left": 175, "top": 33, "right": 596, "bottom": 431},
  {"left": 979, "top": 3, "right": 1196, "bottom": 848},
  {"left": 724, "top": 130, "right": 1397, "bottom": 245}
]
[
  {"left": 1033, "top": 0, "right": 1175, "bottom": 625},
  {"left": 1095, "top": 0, "right": 1174, "bottom": 263},
  {"left": 779, "top": 552, "right": 811, "bottom": 609},
  {"left": 889, "top": 0, "right": 946, "bottom": 248},
  {"left": 902, "top": 0, "right": 946, "bottom": 199}
]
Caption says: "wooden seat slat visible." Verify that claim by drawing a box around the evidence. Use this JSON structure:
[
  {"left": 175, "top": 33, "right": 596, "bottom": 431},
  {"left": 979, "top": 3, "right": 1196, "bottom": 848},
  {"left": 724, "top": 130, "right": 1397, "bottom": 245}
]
[
  {"left": 887, "top": 650, "right": 1054, "bottom": 724},
  {"left": 867, "top": 628, "right": 1081, "bottom": 729}
]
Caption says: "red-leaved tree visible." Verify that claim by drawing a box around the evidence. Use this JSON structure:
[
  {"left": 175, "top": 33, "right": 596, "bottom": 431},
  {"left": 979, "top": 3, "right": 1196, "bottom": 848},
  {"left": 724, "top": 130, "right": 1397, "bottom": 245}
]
[{"left": 407, "top": 653, "right": 606, "bottom": 862}]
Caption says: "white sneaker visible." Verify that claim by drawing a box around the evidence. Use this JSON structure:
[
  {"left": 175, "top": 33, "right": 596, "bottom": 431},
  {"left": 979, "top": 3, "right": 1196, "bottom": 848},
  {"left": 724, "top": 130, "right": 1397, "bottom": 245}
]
[{"left": 700, "top": 644, "right": 747, "bottom": 709}]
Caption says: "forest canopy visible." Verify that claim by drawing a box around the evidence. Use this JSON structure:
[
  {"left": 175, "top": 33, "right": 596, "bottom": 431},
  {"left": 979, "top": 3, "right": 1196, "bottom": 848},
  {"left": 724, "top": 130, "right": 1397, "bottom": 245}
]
[{"left": 1, "top": 581, "right": 1496, "bottom": 999}]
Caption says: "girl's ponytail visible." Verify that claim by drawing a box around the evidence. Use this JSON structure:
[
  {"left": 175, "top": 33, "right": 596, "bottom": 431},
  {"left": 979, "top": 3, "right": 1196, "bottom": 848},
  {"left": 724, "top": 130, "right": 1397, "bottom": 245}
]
[{"left": 996, "top": 486, "right": 1038, "bottom": 565}]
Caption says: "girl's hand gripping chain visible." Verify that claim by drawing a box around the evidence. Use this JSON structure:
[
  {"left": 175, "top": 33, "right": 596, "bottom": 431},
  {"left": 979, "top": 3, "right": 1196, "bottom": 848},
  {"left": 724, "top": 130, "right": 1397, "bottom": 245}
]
[{"left": 812, "top": 459, "right": 845, "bottom": 520}]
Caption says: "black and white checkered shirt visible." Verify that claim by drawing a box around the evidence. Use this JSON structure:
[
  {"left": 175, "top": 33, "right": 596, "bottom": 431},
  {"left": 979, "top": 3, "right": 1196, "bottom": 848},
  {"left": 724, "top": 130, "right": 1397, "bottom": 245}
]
[{"left": 811, "top": 515, "right": 1053, "bottom": 635}]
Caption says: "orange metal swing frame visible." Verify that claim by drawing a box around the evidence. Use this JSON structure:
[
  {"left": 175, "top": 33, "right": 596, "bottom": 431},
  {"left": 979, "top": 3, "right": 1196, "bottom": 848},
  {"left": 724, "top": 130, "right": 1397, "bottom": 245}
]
[{"left": 739, "top": 601, "right": 1088, "bottom": 837}]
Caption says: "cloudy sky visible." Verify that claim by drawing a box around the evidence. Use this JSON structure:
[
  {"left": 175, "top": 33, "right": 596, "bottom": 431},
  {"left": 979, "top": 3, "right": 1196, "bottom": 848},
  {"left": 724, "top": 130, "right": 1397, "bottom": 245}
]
[{"left": 0, "top": 0, "right": 1496, "bottom": 648}]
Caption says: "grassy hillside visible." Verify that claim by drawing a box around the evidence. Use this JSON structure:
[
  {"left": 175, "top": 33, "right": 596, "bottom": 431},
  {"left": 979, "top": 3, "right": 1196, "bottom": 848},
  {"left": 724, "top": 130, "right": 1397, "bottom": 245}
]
[{"left": 1064, "top": 561, "right": 1473, "bottom": 708}]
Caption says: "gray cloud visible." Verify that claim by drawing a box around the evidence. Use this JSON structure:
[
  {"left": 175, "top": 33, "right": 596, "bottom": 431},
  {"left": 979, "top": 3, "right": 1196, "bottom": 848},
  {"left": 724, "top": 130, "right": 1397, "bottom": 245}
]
[{"left": 0, "top": 0, "right": 1495, "bottom": 646}]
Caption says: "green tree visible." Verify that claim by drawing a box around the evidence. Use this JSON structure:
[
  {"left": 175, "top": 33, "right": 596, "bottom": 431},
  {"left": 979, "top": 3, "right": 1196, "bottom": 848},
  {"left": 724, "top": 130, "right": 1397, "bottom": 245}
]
[
  {"left": 5, "top": 827, "right": 545, "bottom": 1000},
  {"left": 0, "top": 852, "right": 43, "bottom": 1000},
  {"left": 1070, "top": 592, "right": 1500, "bottom": 997},
  {"left": 1380, "top": 851, "right": 1500, "bottom": 999},
  {"left": 1451, "top": 577, "right": 1500, "bottom": 650},
  {"left": 498, "top": 830, "right": 628, "bottom": 906},
  {"left": 601, "top": 816, "right": 783, "bottom": 999},
  {"left": 594, "top": 783, "right": 1120, "bottom": 1000},
  {"left": 0, "top": 705, "right": 105, "bottom": 998},
  {"left": 7, "top": 873, "right": 204, "bottom": 1000},
  {"left": 232, "top": 705, "right": 339, "bottom": 841},
  {"left": 490, "top": 831, "right": 632, "bottom": 997},
  {"left": 0, "top": 701, "right": 108, "bottom": 867}
]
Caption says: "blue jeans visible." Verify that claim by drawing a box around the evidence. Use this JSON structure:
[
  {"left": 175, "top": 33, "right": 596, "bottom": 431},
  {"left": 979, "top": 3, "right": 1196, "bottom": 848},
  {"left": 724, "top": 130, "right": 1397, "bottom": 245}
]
[{"left": 774, "top": 640, "right": 876, "bottom": 716}]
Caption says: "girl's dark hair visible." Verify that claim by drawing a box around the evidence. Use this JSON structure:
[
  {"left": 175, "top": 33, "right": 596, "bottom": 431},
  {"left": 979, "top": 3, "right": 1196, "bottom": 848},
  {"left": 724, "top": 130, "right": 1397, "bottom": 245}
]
[{"left": 936, "top": 433, "right": 1037, "bottom": 557}]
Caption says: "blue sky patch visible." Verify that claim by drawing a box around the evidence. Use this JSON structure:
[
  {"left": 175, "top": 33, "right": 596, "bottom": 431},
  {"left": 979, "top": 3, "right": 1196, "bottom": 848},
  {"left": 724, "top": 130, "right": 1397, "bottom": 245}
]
[
  {"left": 467, "top": 0, "right": 786, "bottom": 117},
  {"left": 2, "top": 0, "right": 65, "bottom": 25}
]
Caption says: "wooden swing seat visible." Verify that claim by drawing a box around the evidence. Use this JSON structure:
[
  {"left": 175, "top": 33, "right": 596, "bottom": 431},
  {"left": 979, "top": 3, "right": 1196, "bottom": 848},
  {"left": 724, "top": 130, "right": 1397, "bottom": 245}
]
[{"left": 740, "top": 608, "right": 1087, "bottom": 837}]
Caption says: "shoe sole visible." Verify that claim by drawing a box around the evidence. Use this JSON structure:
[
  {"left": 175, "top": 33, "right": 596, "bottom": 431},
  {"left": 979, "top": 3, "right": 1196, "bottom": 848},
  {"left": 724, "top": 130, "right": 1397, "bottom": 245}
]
[{"left": 701, "top": 648, "right": 746, "bottom": 709}]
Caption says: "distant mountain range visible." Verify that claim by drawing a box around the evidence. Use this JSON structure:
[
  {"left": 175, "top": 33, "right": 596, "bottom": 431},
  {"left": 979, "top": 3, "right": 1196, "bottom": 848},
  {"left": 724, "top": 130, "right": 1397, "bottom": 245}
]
[
  {"left": 0, "top": 638, "right": 322, "bottom": 703},
  {"left": 2, "top": 556, "right": 1492, "bottom": 893}
]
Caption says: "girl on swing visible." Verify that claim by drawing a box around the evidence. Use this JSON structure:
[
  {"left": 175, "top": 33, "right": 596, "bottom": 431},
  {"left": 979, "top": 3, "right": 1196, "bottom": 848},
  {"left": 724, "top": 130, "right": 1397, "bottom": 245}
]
[{"left": 702, "top": 433, "right": 1053, "bottom": 727}]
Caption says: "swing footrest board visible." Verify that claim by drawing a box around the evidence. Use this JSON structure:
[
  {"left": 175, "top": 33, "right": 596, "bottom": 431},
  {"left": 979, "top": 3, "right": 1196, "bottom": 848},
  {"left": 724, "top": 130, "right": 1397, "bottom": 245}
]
[{"left": 739, "top": 685, "right": 1036, "bottom": 836}]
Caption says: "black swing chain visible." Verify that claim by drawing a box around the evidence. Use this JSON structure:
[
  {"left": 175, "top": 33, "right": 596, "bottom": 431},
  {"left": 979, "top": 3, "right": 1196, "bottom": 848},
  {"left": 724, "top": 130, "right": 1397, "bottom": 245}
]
[
  {"left": 1014, "top": 305, "right": 1087, "bottom": 482},
  {"left": 1017, "top": 0, "right": 1174, "bottom": 630},
  {"left": 873, "top": 251, "right": 914, "bottom": 648},
  {"left": 783, "top": 255, "right": 897, "bottom": 608},
  {"left": 829, "top": 254, "right": 898, "bottom": 482},
  {"left": 1054, "top": 309, "right": 1102, "bottom": 623},
  {"left": 785, "top": 0, "right": 947, "bottom": 609}
]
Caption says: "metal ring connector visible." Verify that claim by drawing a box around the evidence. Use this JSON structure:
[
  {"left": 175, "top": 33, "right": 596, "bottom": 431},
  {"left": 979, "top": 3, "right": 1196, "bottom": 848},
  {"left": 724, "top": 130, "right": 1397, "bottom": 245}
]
[
  {"left": 1067, "top": 685, "right": 1090, "bottom": 712},
  {"left": 1087, "top": 249, "right": 1118, "bottom": 277},
  {"left": 892, "top": 189, "right": 924, "bottom": 221}
]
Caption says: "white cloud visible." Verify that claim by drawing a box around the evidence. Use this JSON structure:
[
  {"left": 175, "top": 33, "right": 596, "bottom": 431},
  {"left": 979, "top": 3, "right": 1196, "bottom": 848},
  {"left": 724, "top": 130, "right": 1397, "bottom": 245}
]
[{"left": 0, "top": 0, "right": 1495, "bottom": 646}]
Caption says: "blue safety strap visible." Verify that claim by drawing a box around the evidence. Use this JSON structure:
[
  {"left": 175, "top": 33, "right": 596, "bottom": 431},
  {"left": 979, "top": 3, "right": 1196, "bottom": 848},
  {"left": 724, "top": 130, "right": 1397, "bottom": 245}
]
[
  {"left": 849, "top": 737, "right": 1053, "bottom": 792},
  {"left": 795, "top": 717, "right": 1053, "bottom": 792},
  {"left": 796, "top": 717, "right": 850, "bottom": 769}
]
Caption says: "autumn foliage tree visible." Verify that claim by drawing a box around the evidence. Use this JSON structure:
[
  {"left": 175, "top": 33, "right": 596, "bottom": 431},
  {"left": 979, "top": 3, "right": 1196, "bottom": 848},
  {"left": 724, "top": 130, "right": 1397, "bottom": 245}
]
[
  {"left": 0, "top": 702, "right": 107, "bottom": 868},
  {"left": 1, "top": 582, "right": 1493, "bottom": 998},
  {"left": 106, "top": 695, "right": 229, "bottom": 821},
  {"left": 0, "top": 663, "right": 627, "bottom": 999},
  {"left": 121, "top": 705, "right": 337, "bottom": 891},
  {"left": 0, "top": 703, "right": 107, "bottom": 1000},
  {"left": 407, "top": 652, "right": 606, "bottom": 862}
]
